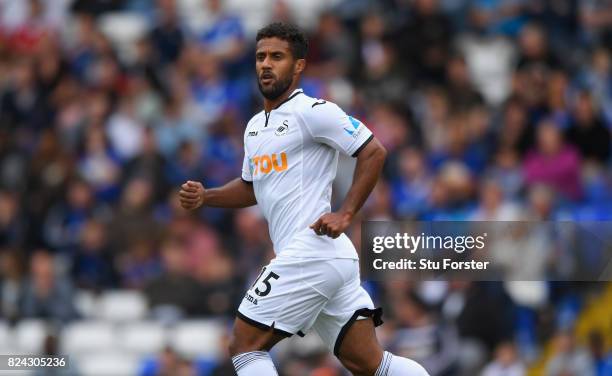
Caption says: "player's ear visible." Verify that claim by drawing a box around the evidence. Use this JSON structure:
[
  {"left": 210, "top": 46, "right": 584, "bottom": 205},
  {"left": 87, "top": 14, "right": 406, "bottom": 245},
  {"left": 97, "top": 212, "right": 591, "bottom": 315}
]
[{"left": 295, "top": 59, "right": 306, "bottom": 74}]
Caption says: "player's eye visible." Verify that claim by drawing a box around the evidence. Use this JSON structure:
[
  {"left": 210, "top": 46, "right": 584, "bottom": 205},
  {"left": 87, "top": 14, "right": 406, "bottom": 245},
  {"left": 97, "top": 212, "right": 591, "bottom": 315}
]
[
  {"left": 272, "top": 53, "right": 283, "bottom": 60},
  {"left": 256, "top": 53, "right": 266, "bottom": 61}
]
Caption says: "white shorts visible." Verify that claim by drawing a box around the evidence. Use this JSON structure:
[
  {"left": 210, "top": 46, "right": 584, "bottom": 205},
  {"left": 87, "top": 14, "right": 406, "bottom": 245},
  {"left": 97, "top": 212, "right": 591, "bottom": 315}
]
[{"left": 237, "top": 256, "right": 383, "bottom": 355}]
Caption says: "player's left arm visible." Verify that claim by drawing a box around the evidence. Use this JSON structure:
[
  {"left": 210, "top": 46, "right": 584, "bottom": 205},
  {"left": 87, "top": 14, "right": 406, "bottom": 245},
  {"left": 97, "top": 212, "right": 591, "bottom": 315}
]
[
  {"left": 300, "top": 101, "right": 387, "bottom": 238},
  {"left": 310, "top": 137, "right": 386, "bottom": 238}
]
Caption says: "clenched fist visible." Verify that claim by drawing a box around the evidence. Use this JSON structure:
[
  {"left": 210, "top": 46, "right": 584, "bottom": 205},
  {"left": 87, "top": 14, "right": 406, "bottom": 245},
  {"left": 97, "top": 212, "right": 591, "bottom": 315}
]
[
  {"left": 179, "top": 180, "right": 205, "bottom": 210},
  {"left": 310, "top": 212, "right": 353, "bottom": 238}
]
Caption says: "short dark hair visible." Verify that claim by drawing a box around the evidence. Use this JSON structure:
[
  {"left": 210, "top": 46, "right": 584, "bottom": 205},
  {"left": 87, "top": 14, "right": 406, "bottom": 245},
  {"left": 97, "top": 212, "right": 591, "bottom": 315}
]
[{"left": 256, "top": 22, "right": 308, "bottom": 59}]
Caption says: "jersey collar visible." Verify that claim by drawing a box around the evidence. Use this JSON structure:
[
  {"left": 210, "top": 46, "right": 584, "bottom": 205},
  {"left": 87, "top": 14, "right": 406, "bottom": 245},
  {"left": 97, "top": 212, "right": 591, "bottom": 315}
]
[
  {"left": 272, "top": 88, "right": 303, "bottom": 111},
  {"left": 263, "top": 89, "right": 303, "bottom": 127}
]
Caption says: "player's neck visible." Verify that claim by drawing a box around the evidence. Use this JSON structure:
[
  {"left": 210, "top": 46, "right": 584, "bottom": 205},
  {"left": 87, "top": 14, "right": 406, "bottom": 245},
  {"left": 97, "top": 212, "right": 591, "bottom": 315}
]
[{"left": 263, "top": 83, "right": 300, "bottom": 113}]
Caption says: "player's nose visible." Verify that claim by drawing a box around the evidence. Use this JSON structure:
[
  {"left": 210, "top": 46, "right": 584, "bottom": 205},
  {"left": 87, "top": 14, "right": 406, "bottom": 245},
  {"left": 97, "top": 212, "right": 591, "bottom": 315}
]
[{"left": 260, "top": 55, "right": 273, "bottom": 69}]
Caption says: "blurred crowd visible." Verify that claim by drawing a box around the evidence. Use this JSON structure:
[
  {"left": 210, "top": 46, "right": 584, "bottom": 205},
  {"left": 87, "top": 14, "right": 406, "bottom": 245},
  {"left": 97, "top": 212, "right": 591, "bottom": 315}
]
[{"left": 0, "top": 0, "right": 612, "bottom": 375}]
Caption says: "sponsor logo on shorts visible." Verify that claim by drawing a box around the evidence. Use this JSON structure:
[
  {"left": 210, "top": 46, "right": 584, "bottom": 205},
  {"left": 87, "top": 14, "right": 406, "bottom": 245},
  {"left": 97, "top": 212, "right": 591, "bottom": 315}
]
[{"left": 248, "top": 131, "right": 258, "bottom": 137}]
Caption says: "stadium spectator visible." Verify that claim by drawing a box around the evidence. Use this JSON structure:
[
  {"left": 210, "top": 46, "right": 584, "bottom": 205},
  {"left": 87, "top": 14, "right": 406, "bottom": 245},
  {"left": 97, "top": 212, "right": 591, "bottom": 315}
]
[
  {"left": 231, "top": 207, "right": 272, "bottom": 276},
  {"left": 123, "top": 127, "right": 169, "bottom": 202},
  {"left": 71, "top": 219, "right": 116, "bottom": 290},
  {"left": 494, "top": 97, "right": 533, "bottom": 157},
  {"left": 470, "top": 178, "right": 521, "bottom": 221},
  {"left": 0, "top": 249, "right": 25, "bottom": 322},
  {"left": 422, "top": 162, "right": 476, "bottom": 220},
  {"left": 397, "top": 0, "right": 454, "bottom": 84},
  {"left": 468, "top": 0, "right": 527, "bottom": 37},
  {"left": 388, "top": 289, "right": 460, "bottom": 376},
  {"left": 153, "top": 97, "right": 201, "bottom": 159},
  {"left": 452, "top": 283, "right": 514, "bottom": 355},
  {"left": 109, "top": 177, "right": 159, "bottom": 254},
  {"left": 523, "top": 120, "right": 582, "bottom": 201},
  {"left": 198, "top": 0, "right": 247, "bottom": 68},
  {"left": 193, "top": 248, "right": 242, "bottom": 317},
  {"left": 144, "top": 238, "right": 204, "bottom": 317},
  {"left": 589, "top": 330, "right": 612, "bottom": 376},
  {"left": 77, "top": 124, "right": 122, "bottom": 202},
  {"left": 164, "top": 141, "right": 206, "bottom": 187},
  {"left": 526, "top": 0, "right": 579, "bottom": 54},
  {"left": 565, "top": 91, "right": 611, "bottom": 164},
  {"left": 580, "top": 0, "right": 612, "bottom": 47},
  {"left": 546, "top": 331, "right": 596, "bottom": 376},
  {"left": 481, "top": 342, "right": 526, "bottom": 376},
  {"left": 578, "top": 48, "right": 612, "bottom": 125},
  {"left": 0, "top": 191, "right": 26, "bottom": 247},
  {"left": 307, "top": 11, "right": 355, "bottom": 79},
  {"left": 140, "top": 346, "right": 197, "bottom": 376},
  {"left": 359, "top": 13, "right": 407, "bottom": 104},
  {"left": 516, "top": 23, "right": 560, "bottom": 72},
  {"left": 486, "top": 146, "right": 524, "bottom": 199},
  {"left": 4, "top": 0, "right": 60, "bottom": 54},
  {"left": 363, "top": 181, "right": 394, "bottom": 220},
  {"left": 0, "top": 57, "right": 45, "bottom": 132},
  {"left": 445, "top": 54, "right": 485, "bottom": 112},
  {"left": 20, "top": 250, "right": 78, "bottom": 322},
  {"left": 390, "top": 147, "right": 433, "bottom": 219},
  {"left": 117, "top": 237, "right": 162, "bottom": 289},
  {"left": 43, "top": 178, "right": 110, "bottom": 254},
  {"left": 149, "top": 0, "right": 186, "bottom": 66},
  {"left": 106, "top": 96, "right": 146, "bottom": 162},
  {"left": 525, "top": 184, "right": 556, "bottom": 220}
]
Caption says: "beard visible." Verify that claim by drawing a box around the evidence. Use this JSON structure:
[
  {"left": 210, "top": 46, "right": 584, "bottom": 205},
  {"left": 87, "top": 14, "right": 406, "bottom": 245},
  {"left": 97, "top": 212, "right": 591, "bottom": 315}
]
[{"left": 257, "top": 73, "right": 293, "bottom": 100}]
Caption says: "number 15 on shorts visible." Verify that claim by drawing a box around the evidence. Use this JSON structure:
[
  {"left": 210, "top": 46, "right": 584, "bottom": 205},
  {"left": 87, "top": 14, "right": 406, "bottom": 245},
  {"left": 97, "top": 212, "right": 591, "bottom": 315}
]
[{"left": 251, "top": 267, "right": 280, "bottom": 297}]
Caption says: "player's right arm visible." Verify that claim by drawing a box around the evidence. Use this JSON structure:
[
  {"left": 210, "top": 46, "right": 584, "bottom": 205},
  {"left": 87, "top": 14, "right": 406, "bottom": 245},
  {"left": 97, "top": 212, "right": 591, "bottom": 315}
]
[{"left": 179, "top": 178, "right": 256, "bottom": 210}]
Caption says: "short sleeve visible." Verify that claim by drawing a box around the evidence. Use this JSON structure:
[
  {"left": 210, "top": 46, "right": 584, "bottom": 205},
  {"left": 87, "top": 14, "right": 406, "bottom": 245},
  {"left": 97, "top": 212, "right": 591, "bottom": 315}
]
[
  {"left": 298, "top": 101, "right": 374, "bottom": 157},
  {"left": 241, "top": 147, "right": 252, "bottom": 183}
]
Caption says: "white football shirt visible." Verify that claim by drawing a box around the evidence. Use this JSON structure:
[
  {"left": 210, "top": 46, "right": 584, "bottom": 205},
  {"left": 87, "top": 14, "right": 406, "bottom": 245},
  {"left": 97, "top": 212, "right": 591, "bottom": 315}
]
[{"left": 241, "top": 89, "right": 374, "bottom": 259}]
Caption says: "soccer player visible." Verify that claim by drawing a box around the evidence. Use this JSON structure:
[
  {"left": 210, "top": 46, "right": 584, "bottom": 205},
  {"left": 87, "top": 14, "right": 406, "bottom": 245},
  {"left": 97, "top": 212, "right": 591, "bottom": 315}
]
[{"left": 179, "top": 22, "right": 429, "bottom": 376}]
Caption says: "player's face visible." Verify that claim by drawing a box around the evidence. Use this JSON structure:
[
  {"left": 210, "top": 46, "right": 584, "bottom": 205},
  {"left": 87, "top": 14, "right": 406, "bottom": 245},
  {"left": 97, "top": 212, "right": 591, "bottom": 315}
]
[{"left": 255, "top": 38, "right": 303, "bottom": 100}]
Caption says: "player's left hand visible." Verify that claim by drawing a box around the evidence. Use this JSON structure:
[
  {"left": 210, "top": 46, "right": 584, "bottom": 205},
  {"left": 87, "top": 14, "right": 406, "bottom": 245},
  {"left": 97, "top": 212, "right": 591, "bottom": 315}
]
[{"left": 310, "top": 212, "right": 352, "bottom": 238}]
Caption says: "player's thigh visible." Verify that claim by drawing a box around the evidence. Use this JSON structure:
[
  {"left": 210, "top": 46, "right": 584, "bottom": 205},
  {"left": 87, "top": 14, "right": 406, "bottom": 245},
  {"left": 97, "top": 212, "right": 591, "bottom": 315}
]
[
  {"left": 336, "top": 318, "right": 384, "bottom": 375},
  {"left": 228, "top": 315, "right": 287, "bottom": 356},
  {"left": 234, "top": 257, "right": 345, "bottom": 353},
  {"left": 311, "top": 259, "right": 384, "bottom": 374}
]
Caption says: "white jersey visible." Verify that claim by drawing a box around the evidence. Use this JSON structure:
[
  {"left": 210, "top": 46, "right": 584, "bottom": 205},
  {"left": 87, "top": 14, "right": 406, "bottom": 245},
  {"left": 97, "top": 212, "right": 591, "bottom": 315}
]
[{"left": 241, "top": 89, "right": 373, "bottom": 259}]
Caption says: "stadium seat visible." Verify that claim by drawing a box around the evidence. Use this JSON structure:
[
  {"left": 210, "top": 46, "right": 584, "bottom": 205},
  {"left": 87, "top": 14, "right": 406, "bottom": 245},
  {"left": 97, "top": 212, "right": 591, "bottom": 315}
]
[
  {"left": 0, "top": 371, "right": 35, "bottom": 376},
  {"left": 225, "top": 0, "right": 273, "bottom": 36},
  {"left": 74, "top": 290, "right": 99, "bottom": 319},
  {"left": 0, "top": 321, "right": 9, "bottom": 347},
  {"left": 282, "top": 0, "right": 335, "bottom": 29},
  {"left": 118, "top": 321, "right": 167, "bottom": 356},
  {"left": 169, "top": 320, "right": 224, "bottom": 359},
  {"left": 77, "top": 352, "right": 141, "bottom": 376},
  {"left": 0, "top": 321, "right": 19, "bottom": 356},
  {"left": 97, "top": 12, "right": 149, "bottom": 63},
  {"left": 14, "top": 320, "right": 48, "bottom": 354},
  {"left": 98, "top": 12, "right": 148, "bottom": 42},
  {"left": 61, "top": 321, "right": 116, "bottom": 355},
  {"left": 98, "top": 290, "right": 148, "bottom": 322}
]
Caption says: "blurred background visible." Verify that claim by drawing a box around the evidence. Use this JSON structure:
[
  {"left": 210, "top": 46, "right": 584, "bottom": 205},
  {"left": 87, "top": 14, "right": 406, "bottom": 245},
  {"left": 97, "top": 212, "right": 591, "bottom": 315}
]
[{"left": 0, "top": 0, "right": 611, "bottom": 375}]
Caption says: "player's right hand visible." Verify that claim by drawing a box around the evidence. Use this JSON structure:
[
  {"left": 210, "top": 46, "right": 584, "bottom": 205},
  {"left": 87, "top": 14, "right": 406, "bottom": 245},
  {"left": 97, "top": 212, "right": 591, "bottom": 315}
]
[{"left": 179, "top": 180, "right": 205, "bottom": 210}]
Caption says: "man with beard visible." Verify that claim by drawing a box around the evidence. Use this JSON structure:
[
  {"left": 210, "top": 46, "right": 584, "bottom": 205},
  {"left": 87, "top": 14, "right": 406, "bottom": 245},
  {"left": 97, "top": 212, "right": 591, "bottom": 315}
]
[{"left": 179, "top": 22, "right": 429, "bottom": 376}]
